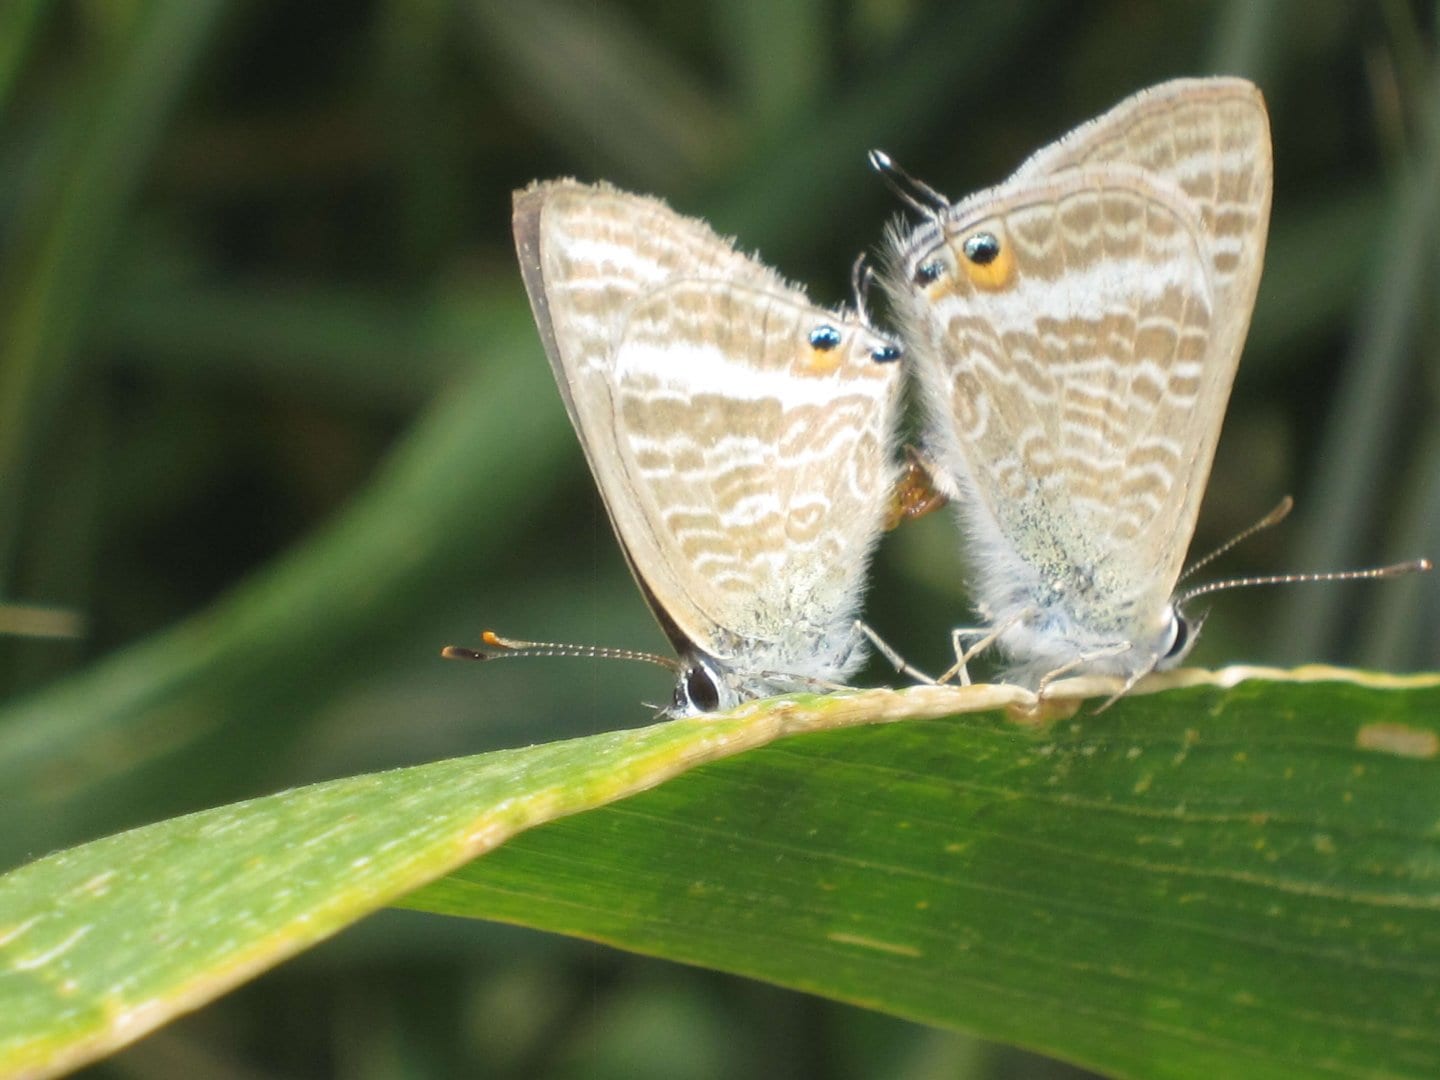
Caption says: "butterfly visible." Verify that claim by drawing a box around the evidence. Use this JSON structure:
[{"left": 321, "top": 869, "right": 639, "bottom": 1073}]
[
  {"left": 878, "top": 77, "right": 1273, "bottom": 691},
  {"left": 508, "top": 180, "right": 905, "bottom": 715}
]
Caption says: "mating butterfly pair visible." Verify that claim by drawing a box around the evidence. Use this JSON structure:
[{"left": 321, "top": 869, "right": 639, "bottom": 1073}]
[{"left": 460, "top": 78, "right": 1276, "bottom": 716}]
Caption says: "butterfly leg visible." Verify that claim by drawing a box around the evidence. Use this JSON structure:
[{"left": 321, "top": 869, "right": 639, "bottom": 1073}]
[
  {"left": 937, "top": 609, "right": 1028, "bottom": 685},
  {"left": 1091, "top": 656, "right": 1164, "bottom": 714},
  {"left": 855, "top": 620, "right": 937, "bottom": 685},
  {"left": 796, "top": 675, "right": 852, "bottom": 693},
  {"left": 755, "top": 669, "right": 877, "bottom": 700},
  {"left": 1035, "top": 642, "right": 1135, "bottom": 700},
  {"left": 936, "top": 628, "right": 989, "bottom": 686}
]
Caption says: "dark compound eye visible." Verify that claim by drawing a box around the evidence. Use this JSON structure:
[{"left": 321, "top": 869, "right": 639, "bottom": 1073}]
[
  {"left": 1163, "top": 612, "right": 1191, "bottom": 660},
  {"left": 870, "top": 343, "right": 903, "bottom": 363},
  {"left": 808, "top": 324, "right": 843, "bottom": 350},
  {"left": 679, "top": 663, "right": 721, "bottom": 713},
  {"left": 914, "top": 260, "right": 944, "bottom": 286},
  {"left": 962, "top": 231, "right": 1001, "bottom": 265}
]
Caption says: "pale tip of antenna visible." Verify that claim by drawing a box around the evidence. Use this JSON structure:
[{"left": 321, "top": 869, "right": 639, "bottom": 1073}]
[
  {"left": 1265, "top": 494, "right": 1295, "bottom": 525},
  {"left": 1366, "top": 557, "right": 1433, "bottom": 578},
  {"left": 868, "top": 148, "right": 894, "bottom": 173}
]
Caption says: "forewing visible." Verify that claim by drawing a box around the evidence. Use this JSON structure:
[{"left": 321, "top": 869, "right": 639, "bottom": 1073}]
[
  {"left": 513, "top": 180, "right": 782, "bottom": 435},
  {"left": 1015, "top": 78, "right": 1272, "bottom": 316},
  {"left": 889, "top": 169, "right": 1216, "bottom": 633}
]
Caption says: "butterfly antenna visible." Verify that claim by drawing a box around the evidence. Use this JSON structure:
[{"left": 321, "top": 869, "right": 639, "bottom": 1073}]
[
  {"left": 1178, "top": 495, "right": 1295, "bottom": 583},
  {"left": 1178, "top": 558, "right": 1431, "bottom": 606},
  {"left": 442, "top": 630, "right": 680, "bottom": 672},
  {"left": 867, "top": 149, "right": 950, "bottom": 218},
  {"left": 850, "top": 253, "right": 876, "bottom": 326}
]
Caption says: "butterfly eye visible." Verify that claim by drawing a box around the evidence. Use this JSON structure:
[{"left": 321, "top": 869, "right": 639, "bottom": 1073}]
[
  {"left": 962, "top": 231, "right": 1001, "bottom": 265},
  {"left": 808, "top": 325, "right": 843, "bottom": 350},
  {"left": 677, "top": 662, "right": 722, "bottom": 713},
  {"left": 1162, "top": 611, "right": 1192, "bottom": 662},
  {"left": 914, "top": 260, "right": 945, "bottom": 287},
  {"left": 870, "top": 343, "right": 903, "bottom": 364}
]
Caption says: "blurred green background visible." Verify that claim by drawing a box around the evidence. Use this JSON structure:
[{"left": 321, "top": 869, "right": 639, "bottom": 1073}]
[{"left": 1, "top": 1, "right": 1436, "bottom": 1077}]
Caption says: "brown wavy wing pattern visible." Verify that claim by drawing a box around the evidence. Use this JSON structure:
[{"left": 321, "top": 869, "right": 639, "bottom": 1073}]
[
  {"left": 911, "top": 173, "right": 1214, "bottom": 632},
  {"left": 612, "top": 281, "right": 897, "bottom": 647},
  {"left": 514, "top": 180, "right": 782, "bottom": 429},
  {"left": 1013, "top": 77, "right": 1272, "bottom": 539},
  {"left": 1014, "top": 77, "right": 1271, "bottom": 318},
  {"left": 513, "top": 180, "right": 902, "bottom": 688}
]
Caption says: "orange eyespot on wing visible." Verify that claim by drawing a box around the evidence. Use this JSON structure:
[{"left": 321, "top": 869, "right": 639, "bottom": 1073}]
[
  {"left": 954, "top": 226, "right": 1016, "bottom": 291},
  {"left": 797, "top": 323, "right": 847, "bottom": 375}
]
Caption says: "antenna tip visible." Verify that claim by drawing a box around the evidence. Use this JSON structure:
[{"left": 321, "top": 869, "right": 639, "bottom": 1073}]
[
  {"left": 1382, "top": 558, "right": 1434, "bottom": 576},
  {"left": 868, "top": 148, "right": 893, "bottom": 172},
  {"left": 441, "top": 645, "right": 486, "bottom": 661}
]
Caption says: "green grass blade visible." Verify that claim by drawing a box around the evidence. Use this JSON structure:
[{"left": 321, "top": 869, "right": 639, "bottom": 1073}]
[
  {"left": 0, "top": 0, "right": 227, "bottom": 590},
  {"left": 703, "top": 3, "right": 1055, "bottom": 259},
  {"left": 3, "top": 671, "right": 1437, "bottom": 1079},
  {"left": 0, "top": 320, "right": 569, "bottom": 867},
  {"left": 1276, "top": 63, "right": 1440, "bottom": 660},
  {"left": 97, "top": 277, "right": 513, "bottom": 407},
  {"left": 0, "top": 0, "right": 47, "bottom": 117},
  {"left": 463, "top": 0, "right": 733, "bottom": 191},
  {"left": 1207, "top": 0, "right": 1281, "bottom": 77},
  {"left": 712, "top": 0, "right": 825, "bottom": 135}
]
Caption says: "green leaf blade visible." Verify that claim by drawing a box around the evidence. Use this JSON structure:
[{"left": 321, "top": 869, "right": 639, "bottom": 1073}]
[
  {"left": 0, "top": 692, "right": 821, "bottom": 1077},
  {"left": 412, "top": 675, "right": 1440, "bottom": 1080},
  {"left": 3, "top": 672, "right": 1439, "bottom": 1079}
]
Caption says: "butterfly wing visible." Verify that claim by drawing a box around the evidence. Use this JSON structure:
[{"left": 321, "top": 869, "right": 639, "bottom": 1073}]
[
  {"left": 1015, "top": 77, "right": 1273, "bottom": 536},
  {"left": 514, "top": 181, "right": 902, "bottom": 689},
  {"left": 608, "top": 280, "right": 900, "bottom": 673},
  {"left": 885, "top": 79, "right": 1270, "bottom": 672}
]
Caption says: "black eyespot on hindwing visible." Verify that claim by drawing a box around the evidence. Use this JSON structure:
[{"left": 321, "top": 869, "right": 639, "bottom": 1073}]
[
  {"left": 962, "top": 231, "right": 1001, "bottom": 265},
  {"left": 914, "top": 260, "right": 944, "bottom": 286}
]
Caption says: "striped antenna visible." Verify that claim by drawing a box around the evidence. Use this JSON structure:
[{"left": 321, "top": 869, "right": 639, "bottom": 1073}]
[
  {"left": 442, "top": 630, "right": 679, "bottom": 672},
  {"left": 1179, "top": 559, "right": 1431, "bottom": 606}
]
